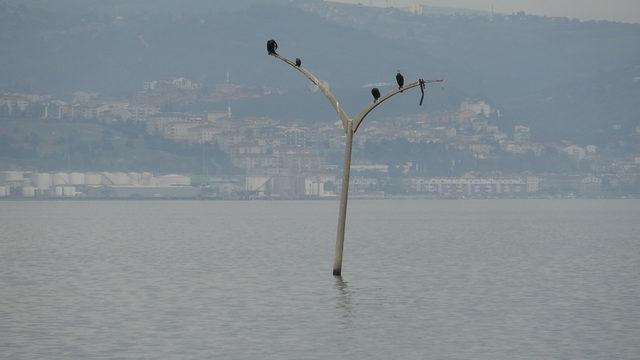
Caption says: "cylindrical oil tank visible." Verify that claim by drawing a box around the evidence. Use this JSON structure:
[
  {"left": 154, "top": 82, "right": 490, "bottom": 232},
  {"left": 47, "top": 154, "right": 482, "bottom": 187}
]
[
  {"left": 62, "top": 186, "right": 75, "bottom": 197},
  {"left": 113, "top": 172, "right": 130, "bottom": 185},
  {"left": 0, "top": 171, "right": 24, "bottom": 183},
  {"left": 0, "top": 186, "right": 8, "bottom": 197},
  {"left": 69, "top": 172, "right": 85, "bottom": 185},
  {"left": 84, "top": 173, "right": 102, "bottom": 185},
  {"left": 128, "top": 172, "right": 141, "bottom": 186},
  {"left": 31, "top": 173, "right": 52, "bottom": 190},
  {"left": 101, "top": 172, "right": 129, "bottom": 185},
  {"left": 141, "top": 172, "right": 155, "bottom": 186},
  {"left": 52, "top": 172, "right": 69, "bottom": 186},
  {"left": 100, "top": 172, "right": 114, "bottom": 185},
  {"left": 157, "top": 174, "right": 190, "bottom": 187},
  {"left": 22, "top": 186, "right": 36, "bottom": 197}
]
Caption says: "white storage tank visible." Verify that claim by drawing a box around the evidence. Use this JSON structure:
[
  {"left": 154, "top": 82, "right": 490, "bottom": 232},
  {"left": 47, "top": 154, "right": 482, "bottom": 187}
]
[
  {"left": 113, "top": 172, "right": 131, "bottom": 185},
  {"left": 101, "top": 172, "right": 130, "bottom": 185},
  {"left": 31, "top": 173, "right": 52, "bottom": 190},
  {"left": 141, "top": 172, "right": 155, "bottom": 186},
  {"left": 128, "top": 172, "right": 141, "bottom": 186},
  {"left": 156, "top": 174, "right": 191, "bottom": 187},
  {"left": 22, "top": 186, "right": 36, "bottom": 197},
  {"left": 69, "top": 172, "right": 85, "bottom": 185},
  {"left": 245, "top": 176, "right": 271, "bottom": 192},
  {"left": 62, "top": 186, "right": 76, "bottom": 197},
  {"left": 52, "top": 172, "right": 70, "bottom": 186},
  {"left": 85, "top": 172, "right": 102, "bottom": 185},
  {"left": 0, "top": 186, "right": 8, "bottom": 197},
  {"left": 100, "top": 172, "right": 114, "bottom": 185},
  {"left": 0, "top": 171, "right": 24, "bottom": 184}
]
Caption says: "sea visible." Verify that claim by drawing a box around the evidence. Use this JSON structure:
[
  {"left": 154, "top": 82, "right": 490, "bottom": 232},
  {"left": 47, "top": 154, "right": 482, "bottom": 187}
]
[{"left": 1, "top": 200, "right": 639, "bottom": 359}]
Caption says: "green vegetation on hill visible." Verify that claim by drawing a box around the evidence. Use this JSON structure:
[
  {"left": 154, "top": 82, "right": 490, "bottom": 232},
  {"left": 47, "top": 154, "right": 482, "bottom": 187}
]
[{"left": 0, "top": 117, "right": 236, "bottom": 174}]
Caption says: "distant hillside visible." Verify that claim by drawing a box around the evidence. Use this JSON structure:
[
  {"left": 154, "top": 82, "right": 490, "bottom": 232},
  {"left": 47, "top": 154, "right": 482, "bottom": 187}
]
[
  {"left": 304, "top": 2, "right": 640, "bottom": 144},
  {"left": 0, "top": 117, "right": 236, "bottom": 174},
  {"left": 1, "top": 0, "right": 639, "bottom": 146}
]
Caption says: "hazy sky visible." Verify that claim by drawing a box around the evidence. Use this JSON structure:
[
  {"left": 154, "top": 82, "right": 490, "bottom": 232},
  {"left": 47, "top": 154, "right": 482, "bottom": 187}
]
[{"left": 338, "top": 0, "right": 640, "bottom": 23}]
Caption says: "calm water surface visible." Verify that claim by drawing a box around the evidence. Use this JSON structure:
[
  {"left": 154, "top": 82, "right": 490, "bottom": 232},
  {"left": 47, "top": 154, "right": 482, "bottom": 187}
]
[{"left": 1, "top": 200, "right": 639, "bottom": 359}]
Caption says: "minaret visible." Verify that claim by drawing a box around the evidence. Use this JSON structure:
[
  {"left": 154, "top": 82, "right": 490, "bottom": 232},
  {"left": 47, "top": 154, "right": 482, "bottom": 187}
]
[{"left": 227, "top": 103, "right": 232, "bottom": 119}]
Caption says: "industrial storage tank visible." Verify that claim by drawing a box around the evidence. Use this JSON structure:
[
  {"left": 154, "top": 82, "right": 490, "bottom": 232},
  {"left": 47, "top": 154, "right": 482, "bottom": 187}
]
[
  {"left": 100, "top": 172, "right": 114, "bottom": 185},
  {"left": 100, "top": 172, "right": 113, "bottom": 185},
  {"left": 22, "top": 186, "right": 36, "bottom": 197},
  {"left": 141, "top": 172, "right": 155, "bottom": 186},
  {"left": 84, "top": 173, "right": 102, "bottom": 185},
  {"left": 113, "top": 172, "right": 131, "bottom": 185},
  {"left": 0, "top": 171, "right": 24, "bottom": 184},
  {"left": 127, "top": 172, "right": 141, "bottom": 186},
  {"left": 69, "top": 172, "right": 85, "bottom": 185},
  {"left": 62, "top": 186, "right": 75, "bottom": 197},
  {"left": 52, "top": 172, "right": 70, "bottom": 186},
  {"left": 102, "top": 172, "right": 130, "bottom": 185},
  {"left": 245, "top": 176, "right": 272, "bottom": 192},
  {"left": 0, "top": 186, "right": 8, "bottom": 197},
  {"left": 31, "top": 173, "right": 52, "bottom": 190},
  {"left": 156, "top": 174, "right": 191, "bottom": 187}
]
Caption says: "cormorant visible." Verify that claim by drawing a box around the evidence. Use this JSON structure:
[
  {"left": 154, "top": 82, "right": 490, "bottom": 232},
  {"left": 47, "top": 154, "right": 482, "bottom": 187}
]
[
  {"left": 267, "top": 39, "right": 278, "bottom": 55},
  {"left": 396, "top": 70, "right": 404, "bottom": 92},
  {"left": 371, "top": 88, "right": 381, "bottom": 102},
  {"left": 295, "top": 58, "right": 302, "bottom": 67}
]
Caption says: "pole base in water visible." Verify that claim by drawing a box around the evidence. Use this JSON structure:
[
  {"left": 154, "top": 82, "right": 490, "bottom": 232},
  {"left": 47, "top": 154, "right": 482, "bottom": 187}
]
[{"left": 333, "top": 268, "right": 342, "bottom": 276}]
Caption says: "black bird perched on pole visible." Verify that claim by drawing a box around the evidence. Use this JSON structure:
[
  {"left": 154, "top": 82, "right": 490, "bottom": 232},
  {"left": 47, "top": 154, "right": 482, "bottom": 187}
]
[
  {"left": 295, "top": 58, "right": 302, "bottom": 67},
  {"left": 267, "top": 39, "right": 278, "bottom": 55},
  {"left": 371, "top": 88, "right": 381, "bottom": 102},
  {"left": 396, "top": 70, "right": 404, "bottom": 92}
]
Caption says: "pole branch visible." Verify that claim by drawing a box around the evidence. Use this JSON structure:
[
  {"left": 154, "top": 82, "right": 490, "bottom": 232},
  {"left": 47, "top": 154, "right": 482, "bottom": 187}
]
[
  {"left": 272, "top": 54, "right": 351, "bottom": 130},
  {"left": 353, "top": 79, "right": 443, "bottom": 133}
]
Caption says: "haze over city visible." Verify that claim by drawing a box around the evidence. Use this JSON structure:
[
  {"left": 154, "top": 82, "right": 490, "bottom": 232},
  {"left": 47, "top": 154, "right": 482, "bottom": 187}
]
[
  {"left": 339, "top": 0, "right": 640, "bottom": 23},
  {"left": 1, "top": 1, "right": 639, "bottom": 359}
]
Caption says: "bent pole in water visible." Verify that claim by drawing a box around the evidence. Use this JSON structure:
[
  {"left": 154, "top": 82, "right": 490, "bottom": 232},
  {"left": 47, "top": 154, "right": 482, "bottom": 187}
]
[{"left": 268, "top": 45, "right": 443, "bottom": 276}]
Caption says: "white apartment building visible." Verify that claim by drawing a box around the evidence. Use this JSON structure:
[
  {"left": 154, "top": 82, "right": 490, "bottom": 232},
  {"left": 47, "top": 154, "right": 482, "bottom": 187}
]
[{"left": 411, "top": 177, "right": 540, "bottom": 195}]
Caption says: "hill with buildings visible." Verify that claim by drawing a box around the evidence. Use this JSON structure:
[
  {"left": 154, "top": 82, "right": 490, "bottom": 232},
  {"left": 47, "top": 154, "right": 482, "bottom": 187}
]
[
  {"left": 0, "top": 0, "right": 639, "bottom": 147},
  {"left": 0, "top": 117, "right": 235, "bottom": 174}
]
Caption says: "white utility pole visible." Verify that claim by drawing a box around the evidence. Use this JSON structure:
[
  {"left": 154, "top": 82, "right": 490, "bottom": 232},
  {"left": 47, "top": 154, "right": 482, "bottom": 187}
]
[{"left": 269, "top": 43, "right": 443, "bottom": 276}]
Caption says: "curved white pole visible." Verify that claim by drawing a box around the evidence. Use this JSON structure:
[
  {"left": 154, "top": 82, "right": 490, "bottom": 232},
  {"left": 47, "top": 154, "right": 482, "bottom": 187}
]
[
  {"left": 272, "top": 54, "right": 351, "bottom": 130},
  {"left": 270, "top": 49, "right": 443, "bottom": 276},
  {"left": 353, "top": 79, "right": 443, "bottom": 133}
]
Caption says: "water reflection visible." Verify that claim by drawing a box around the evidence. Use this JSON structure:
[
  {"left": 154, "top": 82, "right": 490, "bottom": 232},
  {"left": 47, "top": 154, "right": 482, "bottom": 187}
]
[{"left": 334, "top": 275, "right": 354, "bottom": 327}]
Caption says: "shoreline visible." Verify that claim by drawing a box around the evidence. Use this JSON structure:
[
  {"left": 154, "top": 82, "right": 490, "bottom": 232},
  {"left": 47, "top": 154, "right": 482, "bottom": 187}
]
[{"left": 1, "top": 195, "right": 639, "bottom": 201}]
